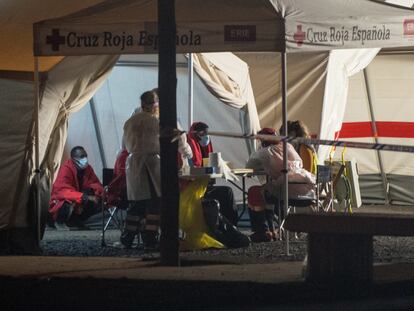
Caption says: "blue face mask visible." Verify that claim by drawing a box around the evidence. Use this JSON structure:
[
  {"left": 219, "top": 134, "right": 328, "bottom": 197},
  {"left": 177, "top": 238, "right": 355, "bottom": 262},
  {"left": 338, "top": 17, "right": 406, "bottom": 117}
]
[
  {"left": 199, "top": 135, "right": 210, "bottom": 147},
  {"left": 75, "top": 157, "right": 88, "bottom": 170}
]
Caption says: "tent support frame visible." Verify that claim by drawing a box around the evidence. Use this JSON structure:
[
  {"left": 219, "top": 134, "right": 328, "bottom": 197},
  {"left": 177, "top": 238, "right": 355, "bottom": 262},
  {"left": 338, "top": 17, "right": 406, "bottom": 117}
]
[
  {"left": 89, "top": 97, "right": 107, "bottom": 168},
  {"left": 188, "top": 53, "right": 194, "bottom": 127},
  {"left": 363, "top": 68, "right": 390, "bottom": 204},
  {"left": 281, "top": 52, "right": 290, "bottom": 256},
  {"left": 34, "top": 57, "right": 41, "bottom": 246}
]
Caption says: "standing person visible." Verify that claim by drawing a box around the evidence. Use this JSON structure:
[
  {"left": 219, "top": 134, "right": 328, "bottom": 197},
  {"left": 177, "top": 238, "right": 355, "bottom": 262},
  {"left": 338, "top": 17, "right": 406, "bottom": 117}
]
[
  {"left": 282, "top": 120, "right": 317, "bottom": 174},
  {"left": 121, "top": 90, "right": 161, "bottom": 249},
  {"left": 49, "top": 146, "right": 103, "bottom": 229},
  {"left": 187, "top": 122, "right": 238, "bottom": 225}
]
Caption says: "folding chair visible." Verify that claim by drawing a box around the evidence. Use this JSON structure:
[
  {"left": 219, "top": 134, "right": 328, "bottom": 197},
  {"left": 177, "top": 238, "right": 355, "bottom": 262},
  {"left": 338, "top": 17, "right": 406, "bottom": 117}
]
[
  {"left": 317, "top": 164, "right": 345, "bottom": 212},
  {"left": 101, "top": 168, "right": 127, "bottom": 247}
]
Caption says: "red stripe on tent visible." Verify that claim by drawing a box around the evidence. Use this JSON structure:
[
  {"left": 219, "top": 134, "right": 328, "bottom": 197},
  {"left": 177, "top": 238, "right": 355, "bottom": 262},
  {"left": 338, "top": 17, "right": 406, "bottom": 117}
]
[{"left": 337, "top": 122, "right": 414, "bottom": 139}]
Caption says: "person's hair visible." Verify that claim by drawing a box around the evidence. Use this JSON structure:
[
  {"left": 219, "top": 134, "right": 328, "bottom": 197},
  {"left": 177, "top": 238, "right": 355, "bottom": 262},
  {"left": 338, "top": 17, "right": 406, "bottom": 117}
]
[
  {"left": 70, "top": 146, "right": 85, "bottom": 158},
  {"left": 140, "top": 90, "right": 159, "bottom": 109},
  {"left": 193, "top": 122, "right": 209, "bottom": 133},
  {"left": 282, "top": 120, "right": 310, "bottom": 138},
  {"left": 257, "top": 128, "right": 277, "bottom": 147}
]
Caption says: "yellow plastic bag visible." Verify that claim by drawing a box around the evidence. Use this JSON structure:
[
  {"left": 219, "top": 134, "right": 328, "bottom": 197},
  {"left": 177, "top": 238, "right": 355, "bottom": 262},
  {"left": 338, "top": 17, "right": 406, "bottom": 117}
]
[{"left": 179, "top": 177, "right": 224, "bottom": 250}]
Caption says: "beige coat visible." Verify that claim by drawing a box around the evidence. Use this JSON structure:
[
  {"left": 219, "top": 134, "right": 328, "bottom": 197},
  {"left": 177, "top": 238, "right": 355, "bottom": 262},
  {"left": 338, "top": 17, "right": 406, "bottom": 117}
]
[{"left": 123, "top": 111, "right": 161, "bottom": 201}]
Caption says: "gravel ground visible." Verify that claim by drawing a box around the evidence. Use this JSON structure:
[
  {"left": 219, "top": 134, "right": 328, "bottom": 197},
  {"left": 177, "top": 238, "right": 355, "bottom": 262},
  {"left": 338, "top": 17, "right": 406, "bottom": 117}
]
[{"left": 40, "top": 227, "right": 414, "bottom": 265}]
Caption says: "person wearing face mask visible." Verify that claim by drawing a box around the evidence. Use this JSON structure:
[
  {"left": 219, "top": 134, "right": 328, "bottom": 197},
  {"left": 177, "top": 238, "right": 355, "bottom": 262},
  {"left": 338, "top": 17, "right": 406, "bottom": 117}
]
[
  {"left": 49, "top": 146, "right": 103, "bottom": 229},
  {"left": 187, "top": 122, "right": 238, "bottom": 226},
  {"left": 121, "top": 90, "right": 161, "bottom": 249}
]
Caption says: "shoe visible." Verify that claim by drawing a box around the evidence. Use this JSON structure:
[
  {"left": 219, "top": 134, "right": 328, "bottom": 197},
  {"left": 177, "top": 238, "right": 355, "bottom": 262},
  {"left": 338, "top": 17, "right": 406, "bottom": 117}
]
[
  {"left": 56, "top": 204, "right": 73, "bottom": 224},
  {"left": 250, "top": 230, "right": 273, "bottom": 243},
  {"left": 55, "top": 222, "right": 70, "bottom": 231},
  {"left": 120, "top": 230, "right": 135, "bottom": 249}
]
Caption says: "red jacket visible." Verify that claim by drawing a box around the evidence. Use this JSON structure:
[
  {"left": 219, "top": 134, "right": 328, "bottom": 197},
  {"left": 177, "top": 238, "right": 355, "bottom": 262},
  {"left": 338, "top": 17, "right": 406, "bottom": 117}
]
[
  {"left": 106, "top": 149, "right": 129, "bottom": 206},
  {"left": 49, "top": 159, "right": 103, "bottom": 218},
  {"left": 187, "top": 122, "right": 213, "bottom": 167}
]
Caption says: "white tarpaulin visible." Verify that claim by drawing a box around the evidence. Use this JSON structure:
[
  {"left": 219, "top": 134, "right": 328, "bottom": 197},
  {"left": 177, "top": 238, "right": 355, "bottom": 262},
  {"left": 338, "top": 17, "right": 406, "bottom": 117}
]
[
  {"left": 34, "top": 0, "right": 414, "bottom": 56},
  {"left": 192, "top": 53, "right": 260, "bottom": 134}
]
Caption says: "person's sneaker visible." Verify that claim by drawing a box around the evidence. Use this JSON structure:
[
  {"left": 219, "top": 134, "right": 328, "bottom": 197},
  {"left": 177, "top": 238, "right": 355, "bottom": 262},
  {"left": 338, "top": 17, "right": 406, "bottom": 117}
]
[{"left": 250, "top": 230, "right": 273, "bottom": 243}]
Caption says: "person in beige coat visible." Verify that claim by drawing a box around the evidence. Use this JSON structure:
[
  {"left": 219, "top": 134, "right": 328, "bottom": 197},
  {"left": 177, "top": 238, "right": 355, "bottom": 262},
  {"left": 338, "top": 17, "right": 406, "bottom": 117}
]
[{"left": 121, "top": 90, "right": 160, "bottom": 249}]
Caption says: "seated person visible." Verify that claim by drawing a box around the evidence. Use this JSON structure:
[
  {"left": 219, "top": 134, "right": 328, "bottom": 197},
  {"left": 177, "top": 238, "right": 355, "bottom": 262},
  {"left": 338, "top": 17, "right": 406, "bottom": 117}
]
[
  {"left": 282, "top": 120, "right": 317, "bottom": 174},
  {"left": 49, "top": 146, "right": 103, "bottom": 228},
  {"left": 106, "top": 148, "right": 129, "bottom": 209},
  {"left": 187, "top": 122, "right": 238, "bottom": 225},
  {"left": 246, "top": 128, "right": 315, "bottom": 242}
]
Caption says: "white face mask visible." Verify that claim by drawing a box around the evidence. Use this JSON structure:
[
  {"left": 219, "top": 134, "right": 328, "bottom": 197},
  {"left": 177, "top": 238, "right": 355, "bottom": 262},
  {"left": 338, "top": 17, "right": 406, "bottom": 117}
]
[
  {"left": 75, "top": 157, "right": 88, "bottom": 170},
  {"left": 199, "top": 135, "right": 210, "bottom": 147}
]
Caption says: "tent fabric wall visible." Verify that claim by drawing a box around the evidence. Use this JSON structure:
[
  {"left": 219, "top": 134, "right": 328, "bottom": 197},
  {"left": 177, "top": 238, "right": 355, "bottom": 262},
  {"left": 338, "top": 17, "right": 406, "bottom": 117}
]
[
  {"left": 192, "top": 53, "right": 260, "bottom": 134},
  {"left": 318, "top": 49, "right": 380, "bottom": 162},
  {"left": 0, "top": 55, "right": 118, "bottom": 232},
  {"left": 237, "top": 52, "right": 329, "bottom": 136},
  {"left": 40, "top": 55, "right": 119, "bottom": 182},
  {"left": 0, "top": 79, "right": 34, "bottom": 229},
  {"left": 333, "top": 53, "right": 414, "bottom": 205}
]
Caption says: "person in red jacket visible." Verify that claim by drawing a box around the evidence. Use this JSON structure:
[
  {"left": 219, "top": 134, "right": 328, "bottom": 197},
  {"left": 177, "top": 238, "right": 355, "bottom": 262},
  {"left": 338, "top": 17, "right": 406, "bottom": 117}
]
[
  {"left": 187, "top": 122, "right": 238, "bottom": 225},
  {"left": 49, "top": 146, "right": 103, "bottom": 228},
  {"left": 106, "top": 149, "right": 129, "bottom": 208},
  {"left": 187, "top": 122, "right": 213, "bottom": 167}
]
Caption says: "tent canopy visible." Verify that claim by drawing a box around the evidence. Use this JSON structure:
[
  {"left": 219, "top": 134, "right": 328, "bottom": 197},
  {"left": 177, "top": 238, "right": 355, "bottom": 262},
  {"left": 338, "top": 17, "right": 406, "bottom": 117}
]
[{"left": 34, "top": 0, "right": 414, "bottom": 56}]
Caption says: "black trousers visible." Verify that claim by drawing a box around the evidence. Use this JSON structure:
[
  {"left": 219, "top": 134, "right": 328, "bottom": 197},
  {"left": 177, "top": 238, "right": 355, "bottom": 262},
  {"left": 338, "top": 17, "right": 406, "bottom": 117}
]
[{"left": 204, "top": 185, "right": 238, "bottom": 225}]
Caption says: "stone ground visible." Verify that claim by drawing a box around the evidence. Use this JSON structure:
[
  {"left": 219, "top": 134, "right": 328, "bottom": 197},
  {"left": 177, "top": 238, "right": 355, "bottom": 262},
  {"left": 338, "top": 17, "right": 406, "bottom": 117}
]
[{"left": 4, "top": 204, "right": 414, "bottom": 310}]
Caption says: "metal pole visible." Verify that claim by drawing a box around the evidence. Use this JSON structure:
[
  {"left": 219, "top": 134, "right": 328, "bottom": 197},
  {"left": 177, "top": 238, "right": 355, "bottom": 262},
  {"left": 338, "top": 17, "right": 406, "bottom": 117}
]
[
  {"left": 363, "top": 68, "right": 389, "bottom": 204},
  {"left": 89, "top": 97, "right": 107, "bottom": 168},
  {"left": 34, "top": 57, "right": 41, "bottom": 246},
  {"left": 159, "top": 0, "right": 180, "bottom": 266},
  {"left": 281, "top": 52, "right": 290, "bottom": 256},
  {"left": 188, "top": 53, "right": 194, "bottom": 128}
]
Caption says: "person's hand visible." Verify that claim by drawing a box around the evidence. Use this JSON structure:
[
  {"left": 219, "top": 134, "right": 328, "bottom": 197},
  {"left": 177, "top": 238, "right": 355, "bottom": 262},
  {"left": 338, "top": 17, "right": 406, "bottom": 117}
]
[{"left": 88, "top": 195, "right": 99, "bottom": 204}]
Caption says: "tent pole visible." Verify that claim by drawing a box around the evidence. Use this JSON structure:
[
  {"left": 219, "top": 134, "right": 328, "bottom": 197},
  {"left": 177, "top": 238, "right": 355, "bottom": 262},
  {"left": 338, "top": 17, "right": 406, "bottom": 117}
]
[
  {"left": 89, "top": 97, "right": 107, "bottom": 168},
  {"left": 34, "top": 57, "right": 41, "bottom": 246},
  {"left": 363, "top": 68, "right": 389, "bottom": 205},
  {"left": 188, "top": 53, "right": 194, "bottom": 128},
  {"left": 159, "top": 0, "right": 180, "bottom": 266},
  {"left": 281, "top": 52, "right": 290, "bottom": 256}
]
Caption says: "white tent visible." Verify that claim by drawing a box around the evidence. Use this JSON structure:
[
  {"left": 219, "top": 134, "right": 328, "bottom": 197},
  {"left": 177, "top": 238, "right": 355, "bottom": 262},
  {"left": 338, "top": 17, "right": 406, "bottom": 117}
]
[{"left": 2, "top": 0, "right": 414, "bottom": 252}]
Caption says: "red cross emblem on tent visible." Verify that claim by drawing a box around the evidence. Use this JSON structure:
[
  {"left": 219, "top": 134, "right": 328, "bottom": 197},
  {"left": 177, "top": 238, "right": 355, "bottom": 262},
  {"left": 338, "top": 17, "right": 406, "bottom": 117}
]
[
  {"left": 46, "top": 29, "right": 66, "bottom": 51},
  {"left": 293, "top": 25, "right": 305, "bottom": 47}
]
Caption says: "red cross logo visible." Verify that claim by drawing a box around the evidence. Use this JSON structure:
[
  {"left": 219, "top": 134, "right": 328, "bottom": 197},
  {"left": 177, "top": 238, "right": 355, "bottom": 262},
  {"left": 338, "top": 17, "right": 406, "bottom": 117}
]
[
  {"left": 46, "top": 29, "right": 66, "bottom": 51},
  {"left": 293, "top": 25, "right": 305, "bottom": 47}
]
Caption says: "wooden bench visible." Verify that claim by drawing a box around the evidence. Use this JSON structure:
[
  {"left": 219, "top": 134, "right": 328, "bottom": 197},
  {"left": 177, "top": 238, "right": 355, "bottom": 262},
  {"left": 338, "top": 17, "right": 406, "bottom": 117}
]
[{"left": 284, "top": 212, "right": 414, "bottom": 282}]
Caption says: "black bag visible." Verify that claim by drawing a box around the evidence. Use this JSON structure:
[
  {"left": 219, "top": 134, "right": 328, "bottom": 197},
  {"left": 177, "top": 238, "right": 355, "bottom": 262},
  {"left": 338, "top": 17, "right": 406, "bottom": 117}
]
[{"left": 202, "top": 198, "right": 250, "bottom": 248}]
